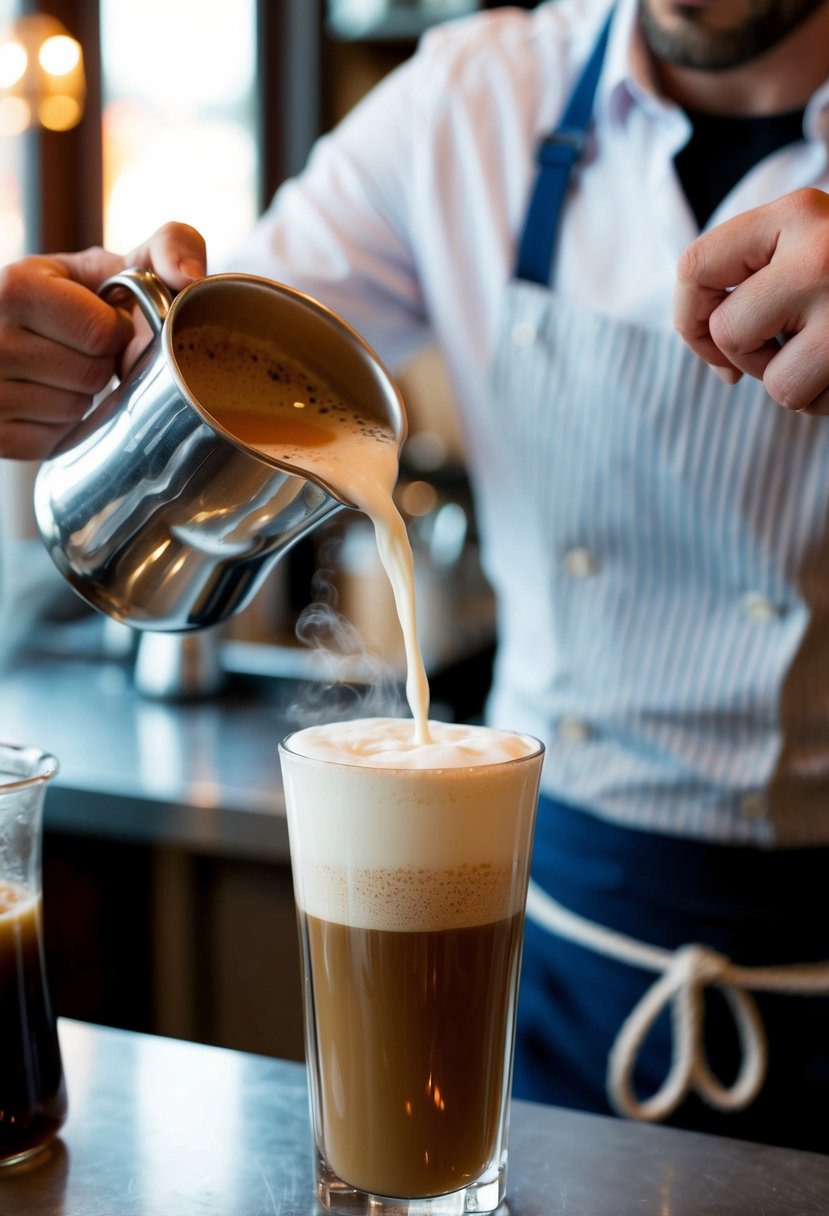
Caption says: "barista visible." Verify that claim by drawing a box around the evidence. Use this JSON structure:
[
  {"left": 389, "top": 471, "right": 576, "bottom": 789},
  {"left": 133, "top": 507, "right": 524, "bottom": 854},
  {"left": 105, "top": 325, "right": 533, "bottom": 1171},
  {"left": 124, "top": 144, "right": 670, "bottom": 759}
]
[{"left": 2, "top": 0, "right": 829, "bottom": 1153}]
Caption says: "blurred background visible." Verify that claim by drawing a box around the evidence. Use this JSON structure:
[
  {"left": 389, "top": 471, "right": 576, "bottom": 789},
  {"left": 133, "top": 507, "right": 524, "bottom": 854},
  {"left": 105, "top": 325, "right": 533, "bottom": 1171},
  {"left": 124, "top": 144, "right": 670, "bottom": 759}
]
[{"left": 0, "top": 0, "right": 536, "bottom": 1060}]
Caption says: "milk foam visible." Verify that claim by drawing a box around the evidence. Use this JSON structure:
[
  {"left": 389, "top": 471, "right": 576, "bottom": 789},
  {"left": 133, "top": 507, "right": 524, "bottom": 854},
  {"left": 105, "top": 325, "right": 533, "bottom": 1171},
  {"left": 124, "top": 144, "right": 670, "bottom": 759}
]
[
  {"left": 281, "top": 718, "right": 542, "bottom": 931},
  {"left": 288, "top": 716, "right": 536, "bottom": 768}
]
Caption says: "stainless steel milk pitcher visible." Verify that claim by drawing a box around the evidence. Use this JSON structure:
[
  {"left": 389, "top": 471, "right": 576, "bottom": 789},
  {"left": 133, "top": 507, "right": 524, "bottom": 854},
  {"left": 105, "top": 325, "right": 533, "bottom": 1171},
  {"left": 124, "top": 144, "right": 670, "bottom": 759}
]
[{"left": 33, "top": 270, "right": 406, "bottom": 632}]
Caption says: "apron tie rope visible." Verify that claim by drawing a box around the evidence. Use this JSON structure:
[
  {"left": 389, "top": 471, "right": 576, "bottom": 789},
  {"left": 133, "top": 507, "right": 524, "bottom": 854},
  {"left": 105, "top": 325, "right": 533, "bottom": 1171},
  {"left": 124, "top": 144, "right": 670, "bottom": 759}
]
[{"left": 526, "top": 879, "right": 829, "bottom": 1123}]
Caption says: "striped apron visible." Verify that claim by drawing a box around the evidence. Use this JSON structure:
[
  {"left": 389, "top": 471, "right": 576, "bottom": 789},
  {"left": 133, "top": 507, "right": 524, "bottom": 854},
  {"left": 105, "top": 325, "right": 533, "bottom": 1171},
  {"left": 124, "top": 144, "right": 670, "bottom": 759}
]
[{"left": 493, "top": 16, "right": 829, "bottom": 1152}]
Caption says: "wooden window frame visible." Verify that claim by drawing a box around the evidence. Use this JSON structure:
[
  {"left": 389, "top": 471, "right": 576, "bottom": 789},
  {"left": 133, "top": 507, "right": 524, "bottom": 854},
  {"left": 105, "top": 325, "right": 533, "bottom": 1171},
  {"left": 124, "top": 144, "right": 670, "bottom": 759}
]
[{"left": 24, "top": 0, "right": 325, "bottom": 255}]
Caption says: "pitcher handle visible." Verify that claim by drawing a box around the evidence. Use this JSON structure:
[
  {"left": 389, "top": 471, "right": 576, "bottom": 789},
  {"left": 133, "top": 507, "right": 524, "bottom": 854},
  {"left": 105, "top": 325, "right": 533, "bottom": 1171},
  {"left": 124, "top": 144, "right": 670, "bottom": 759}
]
[{"left": 97, "top": 266, "right": 173, "bottom": 336}]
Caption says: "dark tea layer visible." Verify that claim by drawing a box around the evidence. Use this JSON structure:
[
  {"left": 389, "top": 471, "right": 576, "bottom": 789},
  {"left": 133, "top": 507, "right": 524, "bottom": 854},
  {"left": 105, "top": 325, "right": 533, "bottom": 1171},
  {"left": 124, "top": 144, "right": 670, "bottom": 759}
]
[{"left": 0, "top": 882, "right": 67, "bottom": 1163}]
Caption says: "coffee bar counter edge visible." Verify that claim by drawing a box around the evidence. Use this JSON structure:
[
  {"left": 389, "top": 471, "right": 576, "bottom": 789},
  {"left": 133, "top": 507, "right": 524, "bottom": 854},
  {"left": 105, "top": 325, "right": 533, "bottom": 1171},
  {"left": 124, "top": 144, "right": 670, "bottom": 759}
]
[{"left": 0, "top": 1018, "right": 826, "bottom": 1216}]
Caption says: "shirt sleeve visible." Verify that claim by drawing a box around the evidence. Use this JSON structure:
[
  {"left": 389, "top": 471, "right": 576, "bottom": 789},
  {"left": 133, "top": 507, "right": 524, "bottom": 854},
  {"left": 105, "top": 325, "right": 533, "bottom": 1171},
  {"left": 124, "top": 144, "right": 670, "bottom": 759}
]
[{"left": 227, "top": 53, "right": 431, "bottom": 372}]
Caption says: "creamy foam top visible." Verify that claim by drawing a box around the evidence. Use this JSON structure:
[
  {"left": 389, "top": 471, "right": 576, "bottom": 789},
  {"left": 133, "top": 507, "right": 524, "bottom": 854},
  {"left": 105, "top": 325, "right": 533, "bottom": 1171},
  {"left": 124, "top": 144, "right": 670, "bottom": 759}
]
[
  {"left": 281, "top": 718, "right": 542, "bottom": 931},
  {"left": 286, "top": 716, "right": 537, "bottom": 768}
]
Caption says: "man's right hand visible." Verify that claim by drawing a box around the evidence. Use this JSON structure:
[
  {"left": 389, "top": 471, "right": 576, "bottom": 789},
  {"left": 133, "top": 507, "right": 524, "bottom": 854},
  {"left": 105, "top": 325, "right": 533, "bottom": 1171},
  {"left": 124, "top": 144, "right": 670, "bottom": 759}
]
[{"left": 0, "top": 222, "right": 206, "bottom": 460}]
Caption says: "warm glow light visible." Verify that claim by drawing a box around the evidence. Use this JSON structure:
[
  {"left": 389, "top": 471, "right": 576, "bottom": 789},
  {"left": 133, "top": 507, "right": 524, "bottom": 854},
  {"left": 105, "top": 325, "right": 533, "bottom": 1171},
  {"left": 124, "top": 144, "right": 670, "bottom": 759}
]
[
  {"left": 38, "top": 34, "right": 81, "bottom": 77},
  {"left": 38, "top": 94, "right": 81, "bottom": 132},
  {"left": 101, "top": 0, "right": 257, "bottom": 262},
  {"left": 399, "top": 480, "right": 439, "bottom": 518},
  {"left": 0, "top": 95, "right": 30, "bottom": 136},
  {"left": 0, "top": 38, "right": 27, "bottom": 88},
  {"left": 0, "top": 17, "right": 85, "bottom": 134}
]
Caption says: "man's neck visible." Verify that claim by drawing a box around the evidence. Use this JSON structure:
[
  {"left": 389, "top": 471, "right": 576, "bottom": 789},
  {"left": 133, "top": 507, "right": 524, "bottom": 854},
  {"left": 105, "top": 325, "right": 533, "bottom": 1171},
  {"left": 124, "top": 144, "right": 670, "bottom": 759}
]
[{"left": 652, "top": 7, "right": 829, "bottom": 115}]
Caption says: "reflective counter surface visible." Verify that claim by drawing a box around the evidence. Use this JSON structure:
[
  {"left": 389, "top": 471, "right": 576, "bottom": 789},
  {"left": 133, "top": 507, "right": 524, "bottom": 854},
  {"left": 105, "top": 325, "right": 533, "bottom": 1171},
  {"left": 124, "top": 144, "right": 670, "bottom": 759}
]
[
  {"left": 0, "top": 638, "right": 313, "bottom": 863},
  {"left": 0, "top": 616, "right": 484, "bottom": 864},
  {"left": 0, "top": 1020, "right": 826, "bottom": 1215}
]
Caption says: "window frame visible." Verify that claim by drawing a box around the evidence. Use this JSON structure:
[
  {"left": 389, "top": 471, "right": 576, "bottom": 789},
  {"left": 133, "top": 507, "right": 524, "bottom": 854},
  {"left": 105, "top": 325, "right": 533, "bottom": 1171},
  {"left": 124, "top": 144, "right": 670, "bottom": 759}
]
[{"left": 24, "top": 0, "right": 325, "bottom": 255}]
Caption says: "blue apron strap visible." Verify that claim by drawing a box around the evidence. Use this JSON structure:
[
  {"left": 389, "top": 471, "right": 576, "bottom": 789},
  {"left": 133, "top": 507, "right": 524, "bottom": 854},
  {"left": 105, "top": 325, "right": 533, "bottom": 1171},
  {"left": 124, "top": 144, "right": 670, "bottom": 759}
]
[{"left": 514, "top": 10, "right": 614, "bottom": 285}]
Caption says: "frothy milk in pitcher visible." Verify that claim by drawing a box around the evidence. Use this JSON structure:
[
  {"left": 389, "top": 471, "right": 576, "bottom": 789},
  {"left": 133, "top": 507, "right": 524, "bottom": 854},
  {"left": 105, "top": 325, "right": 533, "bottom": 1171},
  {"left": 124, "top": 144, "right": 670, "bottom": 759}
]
[{"left": 174, "top": 324, "right": 431, "bottom": 742}]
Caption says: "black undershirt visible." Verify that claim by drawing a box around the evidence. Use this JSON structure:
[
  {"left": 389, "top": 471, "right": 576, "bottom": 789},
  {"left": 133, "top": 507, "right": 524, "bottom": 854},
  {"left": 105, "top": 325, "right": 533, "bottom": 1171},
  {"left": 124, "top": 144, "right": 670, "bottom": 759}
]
[{"left": 674, "top": 107, "right": 806, "bottom": 230}]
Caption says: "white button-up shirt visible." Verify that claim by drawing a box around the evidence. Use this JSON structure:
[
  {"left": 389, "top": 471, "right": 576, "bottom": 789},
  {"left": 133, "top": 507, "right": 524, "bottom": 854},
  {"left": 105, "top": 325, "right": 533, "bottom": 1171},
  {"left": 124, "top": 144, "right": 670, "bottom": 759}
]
[
  {"left": 231, "top": 0, "right": 829, "bottom": 845},
  {"left": 233, "top": 0, "right": 829, "bottom": 407}
]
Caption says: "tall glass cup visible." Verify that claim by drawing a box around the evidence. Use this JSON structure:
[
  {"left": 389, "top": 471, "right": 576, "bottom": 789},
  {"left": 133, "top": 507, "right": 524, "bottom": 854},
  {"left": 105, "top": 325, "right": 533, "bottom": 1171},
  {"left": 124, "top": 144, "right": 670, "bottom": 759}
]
[
  {"left": 280, "top": 718, "right": 544, "bottom": 1215},
  {"left": 0, "top": 742, "right": 66, "bottom": 1165}
]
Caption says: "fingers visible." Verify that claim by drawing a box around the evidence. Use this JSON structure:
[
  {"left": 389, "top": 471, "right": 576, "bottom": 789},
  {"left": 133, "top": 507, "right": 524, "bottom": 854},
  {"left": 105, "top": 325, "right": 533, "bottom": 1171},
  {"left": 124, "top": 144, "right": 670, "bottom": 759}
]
[
  {"left": 0, "top": 222, "right": 208, "bottom": 459},
  {"left": 704, "top": 262, "right": 793, "bottom": 382},
  {"left": 674, "top": 189, "right": 829, "bottom": 413},
  {"left": 0, "top": 325, "right": 118, "bottom": 398},
  {"left": 756, "top": 325, "right": 829, "bottom": 416},
  {"left": 0, "top": 256, "right": 134, "bottom": 357},
  {"left": 0, "top": 370, "right": 116, "bottom": 460},
  {"left": 674, "top": 200, "right": 783, "bottom": 379},
  {"left": 0, "top": 260, "right": 128, "bottom": 458},
  {"left": 0, "top": 222, "right": 208, "bottom": 356},
  {"left": 676, "top": 198, "right": 783, "bottom": 299},
  {"left": 0, "top": 419, "right": 74, "bottom": 462},
  {"left": 127, "top": 222, "right": 207, "bottom": 289},
  {"left": 0, "top": 378, "right": 96, "bottom": 460}
]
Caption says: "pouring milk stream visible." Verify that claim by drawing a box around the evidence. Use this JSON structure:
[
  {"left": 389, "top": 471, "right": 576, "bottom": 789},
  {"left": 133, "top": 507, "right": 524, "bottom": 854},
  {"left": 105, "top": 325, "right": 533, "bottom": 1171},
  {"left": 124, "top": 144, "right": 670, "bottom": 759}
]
[{"left": 174, "top": 322, "right": 433, "bottom": 743}]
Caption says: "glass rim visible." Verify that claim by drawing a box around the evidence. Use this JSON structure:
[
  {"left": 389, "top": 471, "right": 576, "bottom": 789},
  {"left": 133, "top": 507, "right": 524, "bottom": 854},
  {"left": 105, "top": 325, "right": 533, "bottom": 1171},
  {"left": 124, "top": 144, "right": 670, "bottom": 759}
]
[
  {"left": 0, "top": 742, "right": 59, "bottom": 790},
  {"left": 278, "top": 724, "right": 545, "bottom": 774}
]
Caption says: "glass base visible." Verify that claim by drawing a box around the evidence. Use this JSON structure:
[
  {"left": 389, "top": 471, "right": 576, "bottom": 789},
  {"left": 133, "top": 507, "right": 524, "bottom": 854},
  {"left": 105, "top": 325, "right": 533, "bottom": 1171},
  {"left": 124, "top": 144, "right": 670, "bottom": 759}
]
[
  {"left": 0, "top": 1139, "right": 51, "bottom": 1169},
  {"left": 315, "top": 1151, "right": 508, "bottom": 1215}
]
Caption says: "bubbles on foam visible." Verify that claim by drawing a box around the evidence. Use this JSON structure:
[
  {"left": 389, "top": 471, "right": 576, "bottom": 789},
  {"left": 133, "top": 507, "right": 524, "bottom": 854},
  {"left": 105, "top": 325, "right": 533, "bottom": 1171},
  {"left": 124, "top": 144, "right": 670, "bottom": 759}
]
[
  {"left": 174, "top": 326, "right": 396, "bottom": 467},
  {"left": 308, "top": 861, "right": 516, "bottom": 933},
  {"left": 281, "top": 718, "right": 543, "bottom": 930}
]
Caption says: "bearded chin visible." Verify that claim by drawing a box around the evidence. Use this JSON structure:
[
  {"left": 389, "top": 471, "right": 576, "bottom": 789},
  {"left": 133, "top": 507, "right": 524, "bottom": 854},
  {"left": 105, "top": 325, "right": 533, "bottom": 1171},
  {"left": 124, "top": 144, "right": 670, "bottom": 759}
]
[{"left": 640, "top": 0, "right": 827, "bottom": 71}]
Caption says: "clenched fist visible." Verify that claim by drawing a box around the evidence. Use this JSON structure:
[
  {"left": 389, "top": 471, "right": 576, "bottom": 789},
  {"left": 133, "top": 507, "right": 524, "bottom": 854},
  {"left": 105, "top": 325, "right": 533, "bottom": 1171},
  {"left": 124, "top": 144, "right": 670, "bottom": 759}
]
[{"left": 674, "top": 188, "right": 829, "bottom": 416}]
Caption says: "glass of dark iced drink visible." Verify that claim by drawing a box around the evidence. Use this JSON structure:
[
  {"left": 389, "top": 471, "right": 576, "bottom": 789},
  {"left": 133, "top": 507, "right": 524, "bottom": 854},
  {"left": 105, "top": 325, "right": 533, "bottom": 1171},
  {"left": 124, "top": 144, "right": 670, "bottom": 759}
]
[{"left": 0, "top": 742, "right": 66, "bottom": 1166}]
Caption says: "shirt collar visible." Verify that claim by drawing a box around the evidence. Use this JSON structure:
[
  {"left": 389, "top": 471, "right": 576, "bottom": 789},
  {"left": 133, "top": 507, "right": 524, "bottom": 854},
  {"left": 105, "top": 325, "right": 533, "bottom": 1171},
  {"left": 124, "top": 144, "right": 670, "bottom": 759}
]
[
  {"left": 595, "top": 0, "right": 829, "bottom": 150},
  {"left": 805, "top": 78, "right": 829, "bottom": 145},
  {"left": 596, "top": 0, "right": 675, "bottom": 125}
]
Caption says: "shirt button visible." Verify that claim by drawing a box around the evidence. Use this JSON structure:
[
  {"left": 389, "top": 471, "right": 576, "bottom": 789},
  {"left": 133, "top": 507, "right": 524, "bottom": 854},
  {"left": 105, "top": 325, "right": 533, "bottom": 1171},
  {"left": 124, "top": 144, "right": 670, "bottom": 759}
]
[
  {"left": 740, "top": 791, "right": 767, "bottom": 819},
  {"left": 742, "top": 593, "right": 781, "bottom": 623},
  {"left": 564, "top": 547, "right": 599, "bottom": 579},
  {"left": 511, "top": 320, "right": 538, "bottom": 348},
  {"left": 558, "top": 716, "right": 591, "bottom": 743}
]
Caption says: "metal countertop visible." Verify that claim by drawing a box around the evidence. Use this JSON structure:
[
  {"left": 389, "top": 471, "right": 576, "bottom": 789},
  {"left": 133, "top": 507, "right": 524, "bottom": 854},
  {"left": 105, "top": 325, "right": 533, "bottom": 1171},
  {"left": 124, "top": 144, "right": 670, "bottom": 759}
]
[
  {"left": 0, "top": 599, "right": 485, "bottom": 862},
  {"left": 0, "top": 1019, "right": 826, "bottom": 1215},
  {"left": 0, "top": 640, "right": 317, "bottom": 863}
]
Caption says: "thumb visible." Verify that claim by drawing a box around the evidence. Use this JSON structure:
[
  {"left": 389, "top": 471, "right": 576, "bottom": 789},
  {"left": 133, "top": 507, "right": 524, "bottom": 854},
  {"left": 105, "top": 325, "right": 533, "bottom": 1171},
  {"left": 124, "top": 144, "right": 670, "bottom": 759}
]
[
  {"left": 50, "top": 223, "right": 207, "bottom": 302},
  {"left": 51, "top": 223, "right": 207, "bottom": 296},
  {"left": 127, "top": 222, "right": 208, "bottom": 291}
]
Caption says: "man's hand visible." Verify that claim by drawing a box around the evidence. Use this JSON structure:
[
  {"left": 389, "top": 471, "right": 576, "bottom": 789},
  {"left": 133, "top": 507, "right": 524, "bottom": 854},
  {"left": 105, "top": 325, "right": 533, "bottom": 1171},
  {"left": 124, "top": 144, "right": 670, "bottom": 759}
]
[
  {"left": 674, "top": 188, "right": 829, "bottom": 415},
  {"left": 0, "top": 222, "right": 206, "bottom": 460}
]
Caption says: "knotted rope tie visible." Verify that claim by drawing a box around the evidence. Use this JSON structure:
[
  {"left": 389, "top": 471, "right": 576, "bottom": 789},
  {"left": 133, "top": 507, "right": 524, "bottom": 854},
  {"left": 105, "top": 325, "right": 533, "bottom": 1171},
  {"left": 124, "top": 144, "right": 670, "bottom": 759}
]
[{"left": 525, "top": 879, "right": 829, "bottom": 1123}]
